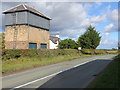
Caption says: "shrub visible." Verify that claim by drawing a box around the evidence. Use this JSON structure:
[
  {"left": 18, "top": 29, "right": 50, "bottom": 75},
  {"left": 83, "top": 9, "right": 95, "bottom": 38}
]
[
  {"left": 81, "top": 49, "right": 118, "bottom": 55},
  {"left": 2, "top": 49, "right": 81, "bottom": 60},
  {"left": 81, "top": 49, "right": 94, "bottom": 55},
  {"left": 21, "top": 49, "right": 38, "bottom": 57},
  {"left": 81, "top": 49, "right": 106, "bottom": 55},
  {"left": 94, "top": 49, "right": 106, "bottom": 54},
  {"left": 2, "top": 49, "right": 22, "bottom": 60},
  {"left": 2, "top": 49, "right": 117, "bottom": 60},
  {"left": 106, "top": 50, "right": 118, "bottom": 54},
  {"left": 37, "top": 49, "right": 81, "bottom": 57}
]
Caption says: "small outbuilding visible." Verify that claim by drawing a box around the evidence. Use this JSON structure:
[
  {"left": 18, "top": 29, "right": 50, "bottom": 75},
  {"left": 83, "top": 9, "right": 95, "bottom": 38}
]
[{"left": 49, "top": 33, "right": 60, "bottom": 49}]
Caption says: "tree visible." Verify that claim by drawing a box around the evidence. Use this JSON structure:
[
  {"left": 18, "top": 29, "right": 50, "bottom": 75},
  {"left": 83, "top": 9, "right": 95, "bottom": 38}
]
[
  {"left": 58, "top": 39, "right": 78, "bottom": 49},
  {"left": 78, "top": 25, "right": 101, "bottom": 49}
]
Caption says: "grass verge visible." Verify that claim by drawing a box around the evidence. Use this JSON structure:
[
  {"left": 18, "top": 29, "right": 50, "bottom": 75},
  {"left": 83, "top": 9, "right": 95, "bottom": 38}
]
[
  {"left": 2, "top": 55, "right": 92, "bottom": 75},
  {"left": 88, "top": 54, "right": 120, "bottom": 88}
]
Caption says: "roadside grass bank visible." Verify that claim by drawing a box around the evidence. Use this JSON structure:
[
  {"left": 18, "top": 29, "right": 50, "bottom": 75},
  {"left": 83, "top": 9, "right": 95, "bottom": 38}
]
[
  {"left": 2, "top": 49, "right": 118, "bottom": 76},
  {"left": 88, "top": 54, "right": 120, "bottom": 88},
  {"left": 2, "top": 54, "right": 92, "bottom": 75}
]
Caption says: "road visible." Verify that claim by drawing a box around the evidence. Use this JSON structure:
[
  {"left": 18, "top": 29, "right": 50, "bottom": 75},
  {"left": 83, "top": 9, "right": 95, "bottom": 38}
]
[{"left": 2, "top": 54, "right": 116, "bottom": 89}]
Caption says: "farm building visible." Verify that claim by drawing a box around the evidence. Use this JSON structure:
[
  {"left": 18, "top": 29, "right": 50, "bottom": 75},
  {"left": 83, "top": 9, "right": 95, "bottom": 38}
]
[
  {"left": 50, "top": 33, "right": 60, "bottom": 49},
  {"left": 3, "top": 4, "right": 51, "bottom": 49}
]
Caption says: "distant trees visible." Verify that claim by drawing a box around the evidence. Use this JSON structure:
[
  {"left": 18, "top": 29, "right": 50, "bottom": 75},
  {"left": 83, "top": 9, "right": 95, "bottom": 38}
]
[
  {"left": 58, "top": 25, "right": 101, "bottom": 49},
  {"left": 58, "top": 39, "right": 78, "bottom": 49},
  {"left": 78, "top": 25, "right": 101, "bottom": 49}
]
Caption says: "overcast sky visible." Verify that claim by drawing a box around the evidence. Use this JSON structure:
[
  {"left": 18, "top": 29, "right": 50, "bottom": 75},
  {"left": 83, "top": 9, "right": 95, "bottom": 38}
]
[{"left": 1, "top": 2, "right": 118, "bottom": 49}]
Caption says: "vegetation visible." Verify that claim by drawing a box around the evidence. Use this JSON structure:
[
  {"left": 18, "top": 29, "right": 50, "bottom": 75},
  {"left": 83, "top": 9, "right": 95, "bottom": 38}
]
[
  {"left": 1, "top": 27, "right": 118, "bottom": 75},
  {"left": 0, "top": 33, "right": 5, "bottom": 49},
  {"left": 58, "top": 25, "right": 101, "bottom": 49},
  {"left": 81, "top": 49, "right": 105, "bottom": 55},
  {"left": 2, "top": 49, "right": 81, "bottom": 60},
  {"left": 88, "top": 54, "right": 120, "bottom": 88},
  {"left": 2, "top": 49, "right": 118, "bottom": 60},
  {"left": 58, "top": 39, "right": 78, "bottom": 49},
  {"left": 2, "top": 49, "right": 118, "bottom": 74},
  {"left": 2, "top": 55, "right": 92, "bottom": 74},
  {"left": 78, "top": 25, "right": 101, "bottom": 49},
  {"left": 81, "top": 49, "right": 118, "bottom": 55}
]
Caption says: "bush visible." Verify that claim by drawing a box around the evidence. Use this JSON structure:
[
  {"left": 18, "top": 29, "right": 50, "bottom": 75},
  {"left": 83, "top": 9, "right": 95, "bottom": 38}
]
[
  {"left": 94, "top": 49, "right": 106, "bottom": 54},
  {"left": 106, "top": 50, "right": 118, "bottom": 54},
  {"left": 37, "top": 49, "right": 81, "bottom": 57},
  {"left": 80, "top": 49, "right": 118, "bottom": 55},
  {"left": 81, "top": 49, "right": 106, "bottom": 55},
  {"left": 2, "top": 49, "right": 117, "bottom": 60},
  {"left": 2, "top": 49, "right": 81, "bottom": 60},
  {"left": 2, "top": 49, "right": 22, "bottom": 60},
  {"left": 81, "top": 49, "right": 95, "bottom": 55},
  {"left": 21, "top": 49, "right": 38, "bottom": 57}
]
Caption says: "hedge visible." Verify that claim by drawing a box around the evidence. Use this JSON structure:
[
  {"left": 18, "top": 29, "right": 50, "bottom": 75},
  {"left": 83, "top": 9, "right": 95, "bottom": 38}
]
[
  {"left": 2, "top": 49, "right": 82, "bottom": 60},
  {"left": 81, "top": 49, "right": 105, "bottom": 55},
  {"left": 80, "top": 49, "right": 118, "bottom": 55},
  {"left": 1, "top": 49, "right": 118, "bottom": 60}
]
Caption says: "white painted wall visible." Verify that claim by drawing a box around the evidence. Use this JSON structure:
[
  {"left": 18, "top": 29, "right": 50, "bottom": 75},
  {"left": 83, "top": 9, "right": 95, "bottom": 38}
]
[
  {"left": 56, "top": 34, "right": 59, "bottom": 38},
  {"left": 49, "top": 40, "right": 58, "bottom": 49}
]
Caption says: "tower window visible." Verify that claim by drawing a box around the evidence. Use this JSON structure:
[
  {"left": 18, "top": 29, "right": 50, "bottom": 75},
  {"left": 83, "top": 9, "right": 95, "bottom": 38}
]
[
  {"left": 29, "top": 43, "right": 37, "bottom": 49},
  {"left": 40, "top": 44, "right": 47, "bottom": 49}
]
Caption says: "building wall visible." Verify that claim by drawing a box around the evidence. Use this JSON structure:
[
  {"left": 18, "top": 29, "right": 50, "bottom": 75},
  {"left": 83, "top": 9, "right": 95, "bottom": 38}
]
[
  {"left": 5, "top": 25, "right": 50, "bottom": 49},
  {"left": 49, "top": 40, "right": 58, "bottom": 49},
  {"left": 5, "top": 25, "right": 29, "bottom": 49},
  {"left": 5, "top": 11, "right": 50, "bottom": 49},
  {"left": 28, "top": 26, "right": 50, "bottom": 49}
]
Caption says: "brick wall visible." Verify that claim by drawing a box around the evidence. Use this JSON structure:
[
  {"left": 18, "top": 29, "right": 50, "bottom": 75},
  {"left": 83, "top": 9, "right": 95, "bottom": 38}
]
[
  {"left": 5, "top": 25, "right": 50, "bottom": 49},
  {"left": 5, "top": 41, "right": 28, "bottom": 49}
]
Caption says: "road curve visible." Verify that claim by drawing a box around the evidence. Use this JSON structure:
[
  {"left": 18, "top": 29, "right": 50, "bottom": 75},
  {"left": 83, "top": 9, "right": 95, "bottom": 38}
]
[
  {"left": 39, "top": 59, "right": 112, "bottom": 88},
  {"left": 2, "top": 54, "right": 116, "bottom": 89}
]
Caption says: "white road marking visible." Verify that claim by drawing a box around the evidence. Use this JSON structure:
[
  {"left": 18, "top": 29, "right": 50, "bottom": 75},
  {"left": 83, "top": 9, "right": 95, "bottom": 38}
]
[
  {"left": 2, "top": 55, "right": 115, "bottom": 79},
  {"left": 11, "top": 71, "right": 63, "bottom": 90},
  {"left": 2, "top": 56, "right": 96, "bottom": 79},
  {"left": 2, "top": 58, "right": 91, "bottom": 79},
  {"left": 3, "top": 55, "right": 115, "bottom": 89},
  {"left": 10, "top": 60, "right": 92, "bottom": 89},
  {"left": 73, "top": 61, "right": 90, "bottom": 68}
]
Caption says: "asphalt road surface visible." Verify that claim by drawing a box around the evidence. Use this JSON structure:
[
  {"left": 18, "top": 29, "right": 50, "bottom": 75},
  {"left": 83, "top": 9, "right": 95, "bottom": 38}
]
[{"left": 2, "top": 54, "right": 116, "bottom": 89}]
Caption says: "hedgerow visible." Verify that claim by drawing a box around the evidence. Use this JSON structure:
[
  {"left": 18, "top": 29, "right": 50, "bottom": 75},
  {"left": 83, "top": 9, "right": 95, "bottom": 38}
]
[
  {"left": 1, "top": 49, "right": 117, "bottom": 60},
  {"left": 2, "top": 49, "right": 81, "bottom": 60}
]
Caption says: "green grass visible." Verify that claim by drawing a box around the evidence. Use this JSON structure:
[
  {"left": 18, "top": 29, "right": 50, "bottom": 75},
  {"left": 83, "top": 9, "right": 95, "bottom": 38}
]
[
  {"left": 2, "top": 55, "right": 91, "bottom": 74},
  {"left": 88, "top": 54, "right": 120, "bottom": 88}
]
